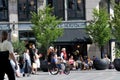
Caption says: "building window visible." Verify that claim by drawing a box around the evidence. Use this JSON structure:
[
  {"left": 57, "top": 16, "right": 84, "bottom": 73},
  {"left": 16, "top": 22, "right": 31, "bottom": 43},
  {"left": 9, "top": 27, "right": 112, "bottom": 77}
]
[
  {"left": 0, "top": 0, "right": 8, "bottom": 21},
  {"left": 19, "top": 30, "right": 35, "bottom": 40},
  {"left": 47, "top": 0, "right": 65, "bottom": 20},
  {"left": 47, "top": 0, "right": 85, "bottom": 20},
  {"left": 99, "top": 0, "right": 109, "bottom": 13},
  {"left": 67, "top": 0, "right": 85, "bottom": 20},
  {"left": 18, "top": 0, "right": 37, "bottom": 21}
]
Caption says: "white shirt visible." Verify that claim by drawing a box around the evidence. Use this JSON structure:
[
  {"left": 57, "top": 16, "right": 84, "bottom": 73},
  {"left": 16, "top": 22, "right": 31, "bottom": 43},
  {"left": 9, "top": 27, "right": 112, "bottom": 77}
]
[
  {"left": 0, "top": 40, "right": 14, "bottom": 54},
  {"left": 60, "top": 52, "right": 64, "bottom": 60},
  {"left": 23, "top": 52, "right": 30, "bottom": 61}
]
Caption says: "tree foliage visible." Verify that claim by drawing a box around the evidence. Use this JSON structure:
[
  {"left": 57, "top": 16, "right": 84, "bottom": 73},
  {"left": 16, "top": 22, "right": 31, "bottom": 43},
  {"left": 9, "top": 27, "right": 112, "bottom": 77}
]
[
  {"left": 86, "top": 8, "right": 111, "bottom": 48},
  {"left": 111, "top": 2, "right": 120, "bottom": 42},
  {"left": 12, "top": 41, "right": 26, "bottom": 55},
  {"left": 111, "top": 2, "right": 120, "bottom": 58},
  {"left": 30, "top": 5, "right": 63, "bottom": 53}
]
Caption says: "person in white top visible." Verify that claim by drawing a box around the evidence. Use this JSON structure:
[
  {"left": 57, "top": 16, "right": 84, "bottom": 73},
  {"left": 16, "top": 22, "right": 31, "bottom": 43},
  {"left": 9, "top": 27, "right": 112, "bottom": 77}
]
[
  {"left": 0, "top": 31, "right": 17, "bottom": 80},
  {"left": 23, "top": 49, "right": 31, "bottom": 66},
  {"left": 32, "top": 44, "right": 41, "bottom": 74},
  {"left": 23, "top": 49, "right": 31, "bottom": 76}
]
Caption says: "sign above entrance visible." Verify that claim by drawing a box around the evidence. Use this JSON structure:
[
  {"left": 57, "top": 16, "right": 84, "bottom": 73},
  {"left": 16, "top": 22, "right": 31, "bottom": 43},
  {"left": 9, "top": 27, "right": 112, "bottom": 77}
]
[
  {"left": 58, "top": 22, "right": 86, "bottom": 28},
  {"left": 18, "top": 21, "right": 86, "bottom": 30}
]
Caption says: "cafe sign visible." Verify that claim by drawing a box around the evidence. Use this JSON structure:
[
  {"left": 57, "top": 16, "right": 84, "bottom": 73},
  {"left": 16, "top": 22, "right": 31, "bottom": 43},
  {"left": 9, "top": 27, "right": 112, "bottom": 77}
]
[{"left": 58, "top": 22, "right": 86, "bottom": 28}]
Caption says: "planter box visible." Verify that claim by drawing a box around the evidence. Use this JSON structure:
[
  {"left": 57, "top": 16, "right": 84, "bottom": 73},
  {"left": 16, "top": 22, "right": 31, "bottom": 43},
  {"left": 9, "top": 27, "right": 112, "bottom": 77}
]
[
  {"left": 93, "top": 58, "right": 110, "bottom": 70},
  {"left": 114, "top": 58, "right": 120, "bottom": 71},
  {"left": 40, "top": 60, "right": 48, "bottom": 72}
]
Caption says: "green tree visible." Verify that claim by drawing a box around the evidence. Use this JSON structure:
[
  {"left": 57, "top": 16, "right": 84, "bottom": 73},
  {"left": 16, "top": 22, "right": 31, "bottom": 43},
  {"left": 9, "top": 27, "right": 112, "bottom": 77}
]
[
  {"left": 86, "top": 8, "right": 111, "bottom": 58},
  {"left": 12, "top": 41, "right": 26, "bottom": 55},
  {"left": 111, "top": 2, "right": 120, "bottom": 42},
  {"left": 31, "top": 5, "right": 63, "bottom": 55},
  {"left": 111, "top": 2, "right": 120, "bottom": 58}
]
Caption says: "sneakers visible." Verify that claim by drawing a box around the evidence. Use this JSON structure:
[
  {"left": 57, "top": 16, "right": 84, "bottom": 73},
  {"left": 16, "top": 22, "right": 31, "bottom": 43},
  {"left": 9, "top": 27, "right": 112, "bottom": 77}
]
[
  {"left": 48, "top": 72, "right": 51, "bottom": 75},
  {"left": 23, "top": 73, "right": 30, "bottom": 77},
  {"left": 23, "top": 74, "right": 25, "bottom": 77}
]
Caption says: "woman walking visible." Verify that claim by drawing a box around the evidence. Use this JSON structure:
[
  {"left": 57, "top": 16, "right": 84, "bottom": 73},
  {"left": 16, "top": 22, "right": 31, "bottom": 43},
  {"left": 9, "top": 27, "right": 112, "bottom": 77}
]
[{"left": 0, "top": 31, "right": 18, "bottom": 80}]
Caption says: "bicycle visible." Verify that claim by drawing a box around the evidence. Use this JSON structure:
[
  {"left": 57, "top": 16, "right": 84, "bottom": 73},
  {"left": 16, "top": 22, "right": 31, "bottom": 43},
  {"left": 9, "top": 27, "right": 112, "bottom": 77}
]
[{"left": 48, "top": 62, "right": 70, "bottom": 75}]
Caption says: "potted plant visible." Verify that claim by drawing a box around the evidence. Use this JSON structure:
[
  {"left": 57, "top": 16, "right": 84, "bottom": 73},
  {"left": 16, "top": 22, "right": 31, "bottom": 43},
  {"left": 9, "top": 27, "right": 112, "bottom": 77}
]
[
  {"left": 86, "top": 8, "right": 111, "bottom": 70},
  {"left": 113, "top": 46, "right": 120, "bottom": 71},
  {"left": 12, "top": 41, "right": 26, "bottom": 55}
]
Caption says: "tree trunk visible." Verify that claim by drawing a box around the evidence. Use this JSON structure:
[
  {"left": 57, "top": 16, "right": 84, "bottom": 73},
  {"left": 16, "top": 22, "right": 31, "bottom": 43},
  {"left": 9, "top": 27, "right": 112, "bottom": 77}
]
[{"left": 101, "top": 46, "right": 104, "bottom": 59}]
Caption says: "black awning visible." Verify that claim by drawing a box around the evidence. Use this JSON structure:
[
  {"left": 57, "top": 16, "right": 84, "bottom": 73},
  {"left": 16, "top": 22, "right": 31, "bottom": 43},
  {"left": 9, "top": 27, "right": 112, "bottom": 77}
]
[{"left": 54, "top": 28, "right": 92, "bottom": 45}]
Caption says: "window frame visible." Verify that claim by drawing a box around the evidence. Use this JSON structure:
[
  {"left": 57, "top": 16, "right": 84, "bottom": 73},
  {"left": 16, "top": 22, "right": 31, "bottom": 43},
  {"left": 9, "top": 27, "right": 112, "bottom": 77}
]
[
  {"left": 0, "top": 0, "right": 9, "bottom": 21},
  {"left": 19, "top": 30, "right": 35, "bottom": 39},
  {"left": 67, "top": 0, "right": 85, "bottom": 20},
  {"left": 47, "top": 0, "right": 85, "bottom": 20},
  {"left": 18, "top": 0, "right": 37, "bottom": 21}
]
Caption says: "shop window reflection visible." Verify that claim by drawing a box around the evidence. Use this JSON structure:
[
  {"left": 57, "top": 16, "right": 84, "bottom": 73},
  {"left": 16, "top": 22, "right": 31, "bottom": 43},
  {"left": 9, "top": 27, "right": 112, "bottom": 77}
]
[
  {"left": 67, "top": 0, "right": 85, "bottom": 20},
  {"left": 19, "top": 31, "right": 34, "bottom": 40},
  {"left": 18, "top": 0, "right": 37, "bottom": 21},
  {"left": 47, "top": 0, "right": 65, "bottom": 20},
  {"left": 0, "top": 0, "right": 8, "bottom": 21}
]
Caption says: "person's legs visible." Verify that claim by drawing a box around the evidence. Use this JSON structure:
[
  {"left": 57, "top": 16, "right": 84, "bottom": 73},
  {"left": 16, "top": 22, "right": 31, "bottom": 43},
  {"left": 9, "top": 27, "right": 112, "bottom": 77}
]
[
  {"left": 27, "top": 62, "right": 32, "bottom": 76},
  {"left": 60, "top": 63, "right": 65, "bottom": 74},
  {"left": 0, "top": 71, "right": 5, "bottom": 80},
  {"left": 0, "top": 62, "right": 5, "bottom": 80},
  {"left": 0, "top": 51, "right": 9, "bottom": 80},
  {"left": 5, "top": 61, "right": 16, "bottom": 80}
]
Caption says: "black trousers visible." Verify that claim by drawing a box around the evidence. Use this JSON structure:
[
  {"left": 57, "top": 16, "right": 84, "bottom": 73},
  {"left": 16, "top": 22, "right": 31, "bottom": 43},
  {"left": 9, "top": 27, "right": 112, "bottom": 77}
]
[{"left": 0, "top": 51, "right": 15, "bottom": 80}]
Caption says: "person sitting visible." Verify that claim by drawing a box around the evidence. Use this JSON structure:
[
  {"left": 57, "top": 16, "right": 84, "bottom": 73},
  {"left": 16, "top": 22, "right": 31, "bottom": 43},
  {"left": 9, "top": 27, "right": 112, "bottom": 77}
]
[
  {"left": 82, "top": 56, "right": 89, "bottom": 70},
  {"left": 68, "top": 55, "right": 76, "bottom": 70},
  {"left": 87, "top": 57, "right": 93, "bottom": 70}
]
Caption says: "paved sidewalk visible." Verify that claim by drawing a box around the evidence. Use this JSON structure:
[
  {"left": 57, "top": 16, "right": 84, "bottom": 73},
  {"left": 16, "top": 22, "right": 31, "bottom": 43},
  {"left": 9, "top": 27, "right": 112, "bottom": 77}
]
[{"left": 5, "top": 69, "right": 120, "bottom": 80}]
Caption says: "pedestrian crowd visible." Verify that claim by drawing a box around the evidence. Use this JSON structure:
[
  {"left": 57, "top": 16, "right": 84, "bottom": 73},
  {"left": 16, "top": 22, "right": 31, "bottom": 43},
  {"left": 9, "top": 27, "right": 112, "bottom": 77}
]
[
  {"left": 0, "top": 31, "right": 112, "bottom": 80},
  {"left": 16, "top": 43, "right": 42, "bottom": 77},
  {"left": 0, "top": 31, "right": 42, "bottom": 80}
]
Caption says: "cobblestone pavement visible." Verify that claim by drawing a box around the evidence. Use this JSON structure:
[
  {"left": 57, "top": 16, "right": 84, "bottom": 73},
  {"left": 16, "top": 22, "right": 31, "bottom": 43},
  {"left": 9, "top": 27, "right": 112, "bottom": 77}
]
[{"left": 5, "top": 69, "right": 120, "bottom": 80}]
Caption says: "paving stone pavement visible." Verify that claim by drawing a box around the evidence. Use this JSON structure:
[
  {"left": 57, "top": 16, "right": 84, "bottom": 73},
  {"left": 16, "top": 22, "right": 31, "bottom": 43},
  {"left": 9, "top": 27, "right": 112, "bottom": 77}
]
[{"left": 5, "top": 69, "right": 120, "bottom": 80}]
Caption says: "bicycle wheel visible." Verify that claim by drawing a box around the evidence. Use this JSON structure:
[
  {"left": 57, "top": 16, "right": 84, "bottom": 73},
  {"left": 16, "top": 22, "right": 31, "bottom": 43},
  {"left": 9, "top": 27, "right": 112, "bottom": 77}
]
[
  {"left": 49, "top": 67, "right": 59, "bottom": 75},
  {"left": 64, "top": 67, "right": 70, "bottom": 75},
  {"left": 48, "top": 63, "right": 60, "bottom": 75}
]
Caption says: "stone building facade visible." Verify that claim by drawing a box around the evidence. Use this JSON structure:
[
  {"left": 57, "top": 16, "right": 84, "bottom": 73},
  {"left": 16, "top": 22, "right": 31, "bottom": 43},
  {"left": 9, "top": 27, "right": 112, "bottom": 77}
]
[{"left": 0, "top": 0, "right": 115, "bottom": 61}]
